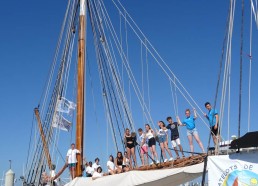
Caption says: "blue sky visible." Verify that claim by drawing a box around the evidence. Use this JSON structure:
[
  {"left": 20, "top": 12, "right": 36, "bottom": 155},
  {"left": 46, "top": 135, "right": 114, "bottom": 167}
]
[{"left": 0, "top": 0, "right": 258, "bottom": 184}]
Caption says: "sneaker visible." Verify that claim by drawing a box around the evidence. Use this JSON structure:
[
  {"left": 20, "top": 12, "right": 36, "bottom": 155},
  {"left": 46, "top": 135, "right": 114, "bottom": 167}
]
[
  {"left": 164, "top": 159, "right": 168, "bottom": 163},
  {"left": 150, "top": 162, "right": 154, "bottom": 165},
  {"left": 169, "top": 157, "right": 174, "bottom": 161},
  {"left": 156, "top": 160, "right": 160, "bottom": 164}
]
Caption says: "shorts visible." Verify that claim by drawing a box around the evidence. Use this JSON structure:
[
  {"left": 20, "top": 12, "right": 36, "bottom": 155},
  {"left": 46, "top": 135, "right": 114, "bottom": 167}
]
[
  {"left": 68, "top": 163, "right": 76, "bottom": 168},
  {"left": 140, "top": 145, "right": 148, "bottom": 154},
  {"left": 86, "top": 173, "right": 92, "bottom": 177},
  {"left": 158, "top": 135, "right": 166, "bottom": 143},
  {"left": 148, "top": 137, "right": 156, "bottom": 147},
  {"left": 187, "top": 128, "right": 198, "bottom": 136},
  {"left": 171, "top": 138, "right": 181, "bottom": 147},
  {"left": 171, "top": 135, "right": 179, "bottom": 141},
  {"left": 211, "top": 125, "right": 219, "bottom": 136},
  {"left": 126, "top": 143, "right": 135, "bottom": 149}
]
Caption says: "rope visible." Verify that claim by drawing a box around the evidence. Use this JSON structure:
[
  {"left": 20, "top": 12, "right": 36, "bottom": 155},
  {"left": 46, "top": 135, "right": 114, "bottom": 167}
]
[
  {"left": 109, "top": 0, "right": 213, "bottom": 131},
  {"left": 141, "top": 42, "right": 145, "bottom": 124},
  {"left": 88, "top": 1, "right": 119, "bottom": 152},
  {"left": 201, "top": 0, "right": 234, "bottom": 184},
  {"left": 238, "top": 0, "right": 244, "bottom": 138},
  {"left": 114, "top": 0, "right": 208, "bottom": 116},
  {"left": 93, "top": 0, "right": 136, "bottom": 133},
  {"left": 248, "top": 3, "right": 253, "bottom": 132},
  {"left": 99, "top": 0, "right": 156, "bottom": 129},
  {"left": 145, "top": 39, "right": 151, "bottom": 112},
  {"left": 24, "top": 111, "right": 35, "bottom": 178}
]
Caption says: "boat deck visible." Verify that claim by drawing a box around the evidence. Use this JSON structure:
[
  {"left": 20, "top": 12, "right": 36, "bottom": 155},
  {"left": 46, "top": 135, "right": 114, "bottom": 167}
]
[{"left": 134, "top": 154, "right": 206, "bottom": 171}]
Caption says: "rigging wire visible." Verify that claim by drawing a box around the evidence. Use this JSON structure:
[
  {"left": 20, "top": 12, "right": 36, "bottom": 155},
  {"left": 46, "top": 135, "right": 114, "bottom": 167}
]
[
  {"left": 248, "top": 2, "right": 253, "bottom": 132},
  {"left": 110, "top": 0, "right": 213, "bottom": 131},
  {"left": 238, "top": 0, "right": 244, "bottom": 138},
  {"left": 99, "top": 0, "right": 155, "bottom": 129},
  {"left": 24, "top": 111, "right": 35, "bottom": 178},
  {"left": 114, "top": 0, "right": 208, "bottom": 116},
  {"left": 96, "top": 0, "right": 137, "bottom": 131},
  {"left": 201, "top": 0, "right": 233, "bottom": 184},
  {"left": 88, "top": 0, "right": 119, "bottom": 152}
]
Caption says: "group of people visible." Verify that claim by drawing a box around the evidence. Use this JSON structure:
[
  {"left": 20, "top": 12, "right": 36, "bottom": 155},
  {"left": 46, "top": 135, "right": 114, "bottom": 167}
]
[{"left": 65, "top": 102, "right": 220, "bottom": 180}]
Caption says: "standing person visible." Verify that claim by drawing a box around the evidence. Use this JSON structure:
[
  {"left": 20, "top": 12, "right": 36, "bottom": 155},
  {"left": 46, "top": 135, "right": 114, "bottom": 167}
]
[
  {"left": 124, "top": 128, "right": 137, "bottom": 168},
  {"left": 66, "top": 143, "right": 80, "bottom": 180},
  {"left": 107, "top": 155, "right": 117, "bottom": 175},
  {"left": 92, "top": 158, "right": 100, "bottom": 171},
  {"left": 204, "top": 102, "right": 220, "bottom": 145},
  {"left": 85, "top": 161, "right": 94, "bottom": 177},
  {"left": 156, "top": 121, "right": 174, "bottom": 162},
  {"left": 145, "top": 124, "right": 159, "bottom": 164},
  {"left": 137, "top": 128, "right": 149, "bottom": 166},
  {"left": 166, "top": 116, "right": 185, "bottom": 159},
  {"left": 177, "top": 108, "right": 205, "bottom": 155}
]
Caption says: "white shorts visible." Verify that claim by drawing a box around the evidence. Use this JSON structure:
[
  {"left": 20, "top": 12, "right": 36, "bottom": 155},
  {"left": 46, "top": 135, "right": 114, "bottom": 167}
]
[{"left": 171, "top": 138, "right": 181, "bottom": 148}]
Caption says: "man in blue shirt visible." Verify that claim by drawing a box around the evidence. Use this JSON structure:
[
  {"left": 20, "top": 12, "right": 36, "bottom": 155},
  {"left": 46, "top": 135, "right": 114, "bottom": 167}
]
[{"left": 204, "top": 102, "right": 220, "bottom": 145}]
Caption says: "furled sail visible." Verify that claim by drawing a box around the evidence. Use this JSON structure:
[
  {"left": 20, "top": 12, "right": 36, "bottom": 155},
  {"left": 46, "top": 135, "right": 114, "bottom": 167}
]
[{"left": 65, "top": 163, "right": 204, "bottom": 186}]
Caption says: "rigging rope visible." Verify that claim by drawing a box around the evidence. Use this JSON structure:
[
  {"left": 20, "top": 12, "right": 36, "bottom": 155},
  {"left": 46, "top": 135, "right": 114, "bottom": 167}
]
[
  {"left": 238, "top": 0, "right": 244, "bottom": 138},
  {"left": 248, "top": 2, "right": 253, "bottom": 132},
  {"left": 202, "top": 0, "right": 233, "bottom": 184},
  {"left": 109, "top": 0, "right": 213, "bottom": 131}
]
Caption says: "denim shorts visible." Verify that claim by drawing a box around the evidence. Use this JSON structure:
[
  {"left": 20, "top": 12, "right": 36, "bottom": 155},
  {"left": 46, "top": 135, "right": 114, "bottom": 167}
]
[
  {"left": 158, "top": 135, "right": 166, "bottom": 143},
  {"left": 186, "top": 128, "right": 198, "bottom": 136}
]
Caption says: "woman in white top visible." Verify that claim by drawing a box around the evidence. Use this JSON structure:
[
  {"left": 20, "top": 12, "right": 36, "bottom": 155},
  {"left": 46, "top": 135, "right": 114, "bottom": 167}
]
[
  {"left": 122, "top": 151, "right": 130, "bottom": 172},
  {"left": 92, "top": 167, "right": 104, "bottom": 180},
  {"left": 157, "top": 121, "right": 174, "bottom": 162},
  {"left": 145, "top": 124, "right": 159, "bottom": 164},
  {"left": 107, "top": 155, "right": 117, "bottom": 175}
]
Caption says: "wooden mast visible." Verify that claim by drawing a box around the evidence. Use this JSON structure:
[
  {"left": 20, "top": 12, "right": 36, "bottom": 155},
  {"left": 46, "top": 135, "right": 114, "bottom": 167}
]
[
  {"left": 34, "top": 108, "right": 52, "bottom": 170},
  {"left": 75, "top": 0, "right": 86, "bottom": 177}
]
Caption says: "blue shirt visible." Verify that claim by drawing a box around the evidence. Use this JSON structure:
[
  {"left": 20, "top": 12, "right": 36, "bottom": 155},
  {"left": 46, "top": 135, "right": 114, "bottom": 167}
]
[
  {"left": 183, "top": 116, "right": 196, "bottom": 130},
  {"left": 207, "top": 109, "right": 218, "bottom": 127}
]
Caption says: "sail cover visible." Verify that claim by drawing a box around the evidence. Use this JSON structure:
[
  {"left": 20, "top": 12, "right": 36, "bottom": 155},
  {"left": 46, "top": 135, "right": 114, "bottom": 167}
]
[
  {"left": 208, "top": 150, "right": 258, "bottom": 186},
  {"left": 65, "top": 163, "right": 204, "bottom": 186}
]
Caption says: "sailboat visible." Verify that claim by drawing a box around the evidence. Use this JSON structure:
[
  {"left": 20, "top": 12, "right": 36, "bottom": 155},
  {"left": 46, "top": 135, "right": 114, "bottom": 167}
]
[{"left": 22, "top": 0, "right": 258, "bottom": 186}]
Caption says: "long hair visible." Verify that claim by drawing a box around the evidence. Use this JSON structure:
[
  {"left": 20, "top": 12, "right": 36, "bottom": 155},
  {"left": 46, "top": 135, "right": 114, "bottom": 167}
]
[
  {"left": 109, "top": 155, "right": 114, "bottom": 162},
  {"left": 159, "top": 121, "right": 166, "bottom": 127},
  {"left": 117, "top": 151, "right": 123, "bottom": 160},
  {"left": 145, "top": 124, "right": 151, "bottom": 132}
]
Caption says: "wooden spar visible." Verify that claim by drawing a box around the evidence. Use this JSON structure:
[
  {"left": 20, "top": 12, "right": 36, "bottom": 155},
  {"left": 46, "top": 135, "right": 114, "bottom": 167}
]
[
  {"left": 75, "top": 0, "right": 86, "bottom": 177},
  {"left": 34, "top": 108, "right": 52, "bottom": 170},
  {"left": 51, "top": 164, "right": 68, "bottom": 181}
]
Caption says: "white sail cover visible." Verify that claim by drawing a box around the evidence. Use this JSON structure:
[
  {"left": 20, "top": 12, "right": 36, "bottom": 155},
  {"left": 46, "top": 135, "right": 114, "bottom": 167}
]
[
  {"left": 65, "top": 163, "right": 204, "bottom": 186},
  {"left": 208, "top": 150, "right": 258, "bottom": 186}
]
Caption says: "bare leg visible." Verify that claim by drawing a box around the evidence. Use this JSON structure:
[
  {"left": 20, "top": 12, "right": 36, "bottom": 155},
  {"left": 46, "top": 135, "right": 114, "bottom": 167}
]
[
  {"left": 178, "top": 144, "right": 185, "bottom": 157},
  {"left": 140, "top": 153, "right": 144, "bottom": 166},
  {"left": 127, "top": 147, "right": 132, "bottom": 169},
  {"left": 193, "top": 133, "right": 205, "bottom": 153},
  {"left": 187, "top": 135, "right": 194, "bottom": 155},
  {"left": 131, "top": 147, "right": 137, "bottom": 167},
  {"left": 164, "top": 142, "right": 173, "bottom": 158},
  {"left": 71, "top": 167, "right": 75, "bottom": 179},
  {"left": 152, "top": 145, "right": 158, "bottom": 160},
  {"left": 144, "top": 153, "right": 149, "bottom": 165},
  {"left": 160, "top": 142, "right": 167, "bottom": 160},
  {"left": 150, "top": 147, "right": 154, "bottom": 160},
  {"left": 173, "top": 146, "right": 180, "bottom": 158}
]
